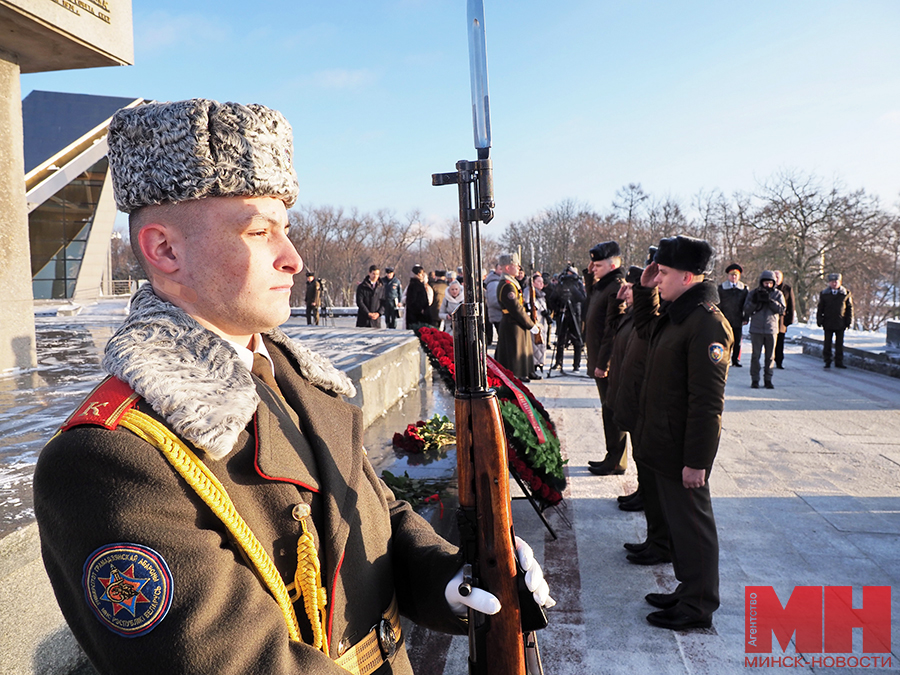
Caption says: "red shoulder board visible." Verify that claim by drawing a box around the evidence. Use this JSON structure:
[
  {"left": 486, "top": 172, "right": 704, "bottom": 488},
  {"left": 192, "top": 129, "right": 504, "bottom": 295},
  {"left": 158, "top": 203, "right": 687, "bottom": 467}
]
[
  {"left": 703, "top": 302, "right": 720, "bottom": 314},
  {"left": 62, "top": 377, "right": 141, "bottom": 432}
]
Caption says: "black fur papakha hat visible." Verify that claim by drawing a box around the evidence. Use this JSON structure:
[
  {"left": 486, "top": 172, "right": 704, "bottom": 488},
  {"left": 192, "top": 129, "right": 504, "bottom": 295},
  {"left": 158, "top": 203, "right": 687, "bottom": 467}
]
[
  {"left": 653, "top": 235, "right": 712, "bottom": 274},
  {"left": 107, "top": 99, "right": 299, "bottom": 213},
  {"left": 725, "top": 263, "right": 743, "bottom": 274},
  {"left": 589, "top": 241, "right": 621, "bottom": 261},
  {"left": 625, "top": 266, "right": 643, "bottom": 284}
]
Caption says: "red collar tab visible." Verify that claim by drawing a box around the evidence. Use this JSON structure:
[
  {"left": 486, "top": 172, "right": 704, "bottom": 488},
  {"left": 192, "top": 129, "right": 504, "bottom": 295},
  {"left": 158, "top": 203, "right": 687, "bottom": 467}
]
[{"left": 62, "top": 377, "right": 141, "bottom": 432}]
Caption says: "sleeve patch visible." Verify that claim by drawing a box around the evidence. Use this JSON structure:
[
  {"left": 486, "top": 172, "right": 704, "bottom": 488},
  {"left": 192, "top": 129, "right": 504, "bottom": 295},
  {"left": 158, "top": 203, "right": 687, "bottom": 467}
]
[
  {"left": 708, "top": 343, "right": 726, "bottom": 364},
  {"left": 83, "top": 543, "right": 174, "bottom": 638}
]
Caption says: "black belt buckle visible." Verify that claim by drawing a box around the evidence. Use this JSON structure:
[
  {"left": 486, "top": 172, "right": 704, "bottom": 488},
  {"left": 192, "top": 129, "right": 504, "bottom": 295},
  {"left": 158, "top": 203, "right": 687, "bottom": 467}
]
[{"left": 377, "top": 618, "right": 398, "bottom": 659}]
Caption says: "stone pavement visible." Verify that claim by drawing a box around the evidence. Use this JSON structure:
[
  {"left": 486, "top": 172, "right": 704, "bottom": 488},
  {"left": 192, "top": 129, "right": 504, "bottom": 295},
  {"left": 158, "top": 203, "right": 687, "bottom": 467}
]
[{"left": 409, "top": 343, "right": 900, "bottom": 674}]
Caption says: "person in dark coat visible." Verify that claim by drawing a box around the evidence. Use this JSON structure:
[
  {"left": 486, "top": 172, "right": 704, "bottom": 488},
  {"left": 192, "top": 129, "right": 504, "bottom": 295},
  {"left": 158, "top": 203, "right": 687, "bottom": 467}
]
[
  {"left": 816, "top": 272, "right": 853, "bottom": 369},
  {"left": 304, "top": 270, "right": 320, "bottom": 325},
  {"left": 355, "top": 265, "right": 384, "bottom": 328},
  {"left": 381, "top": 267, "right": 403, "bottom": 329},
  {"left": 32, "top": 99, "right": 554, "bottom": 675},
  {"left": 632, "top": 235, "right": 733, "bottom": 631},
  {"left": 494, "top": 252, "right": 539, "bottom": 380},
  {"left": 583, "top": 241, "right": 628, "bottom": 476},
  {"left": 773, "top": 270, "right": 794, "bottom": 368},
  {"left": 428, "top": 271, "right": 449, "bottom": 326},
  {"left": 548, "top": 265, "right": 586, "bottom": 371},
  {"left": 405, "top": 264, "right": 434, "bottom": 331},
  {"left": 717, "top": 263, "right": 748, "bottom": 367}
]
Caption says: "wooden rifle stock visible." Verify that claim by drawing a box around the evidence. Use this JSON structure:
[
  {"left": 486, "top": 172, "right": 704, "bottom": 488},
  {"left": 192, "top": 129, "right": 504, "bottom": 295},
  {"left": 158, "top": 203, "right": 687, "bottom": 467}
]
[{"left": 456, "top": 394, "right": 526, "bottom": 675}]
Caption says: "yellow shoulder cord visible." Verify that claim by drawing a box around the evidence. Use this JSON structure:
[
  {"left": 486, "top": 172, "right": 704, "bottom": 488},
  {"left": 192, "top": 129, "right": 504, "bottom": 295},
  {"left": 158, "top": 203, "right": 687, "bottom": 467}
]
[{"left": 118, "top": 408, "right": 329, "bottom": 652}]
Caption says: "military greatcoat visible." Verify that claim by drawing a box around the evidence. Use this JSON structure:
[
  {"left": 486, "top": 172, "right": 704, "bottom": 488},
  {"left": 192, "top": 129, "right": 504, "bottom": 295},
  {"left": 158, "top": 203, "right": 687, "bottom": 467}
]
[
  {"left": 34, "top": 286, "right": 463, "bottom": 675},
  {"left": 494, "top": 274, "right": 535, "bottom": 379}
]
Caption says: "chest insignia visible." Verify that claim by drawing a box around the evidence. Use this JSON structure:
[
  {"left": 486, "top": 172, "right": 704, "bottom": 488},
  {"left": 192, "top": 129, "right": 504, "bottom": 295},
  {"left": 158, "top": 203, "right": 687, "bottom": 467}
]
[
  {"left": 708, "top": 342, "right": 726, "bottom": 364},
  {"left": 82, "top": 543, "right": 173, "bottom": 637}
]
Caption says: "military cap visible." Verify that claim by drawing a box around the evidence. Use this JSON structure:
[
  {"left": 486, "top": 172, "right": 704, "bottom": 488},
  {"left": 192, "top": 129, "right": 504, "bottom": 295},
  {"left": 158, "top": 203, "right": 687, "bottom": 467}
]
[
  {"left": 306, "top": 270, "right": 315, "bottom": 277},
  {"left": 826, "top": 273, "right": 842, "bottom": 282},
  {"left": 653, "top": 235, "right": 712, "bottom": 275},
  {"left": 625, "top": 266, "right": 643, "bottom": 284},
  {"left": 589, "top": 241, "right": 621, "bottom": 262},
  {"left": 498, "top": 253, "right": 520, "bottom": 267},
  {"left": 107, "top": 99, "right": 299, "bottom": 213},
  {"left": 385, "top": 267, "right": 394, "bottom": 273},
  {"left": 725, "top": 263, "right": 743, "bottom": 274}
]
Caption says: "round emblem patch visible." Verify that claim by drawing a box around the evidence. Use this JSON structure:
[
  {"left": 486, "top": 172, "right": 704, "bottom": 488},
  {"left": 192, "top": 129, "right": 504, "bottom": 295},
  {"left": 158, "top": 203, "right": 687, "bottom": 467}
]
[
  {"left": 82, "top": 543, "right": 173, "bottom": 637},
  {"left": 708, "top": 342, "right": 726, "bottom": 364}
]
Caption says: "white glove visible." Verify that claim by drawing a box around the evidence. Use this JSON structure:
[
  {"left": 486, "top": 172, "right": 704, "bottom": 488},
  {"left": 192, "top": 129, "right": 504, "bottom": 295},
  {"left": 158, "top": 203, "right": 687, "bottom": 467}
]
[
  {"left": 445, "top": 567, "right": 502, "bottom": 616},
  {"left": 530, "top": 325, "right": 541, "bottom": 335},
  {"left": 444, "top": 538, "right": 556, "bottom": 617},
  {"left": 515, "top": 536, "right": 556, "bottom": 609}
]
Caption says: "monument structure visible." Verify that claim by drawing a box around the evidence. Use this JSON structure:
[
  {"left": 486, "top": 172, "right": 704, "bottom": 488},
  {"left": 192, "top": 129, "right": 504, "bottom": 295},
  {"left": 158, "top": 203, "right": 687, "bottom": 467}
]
[{"left": 0, "top": 0, "right": 133, "bottom": 372}]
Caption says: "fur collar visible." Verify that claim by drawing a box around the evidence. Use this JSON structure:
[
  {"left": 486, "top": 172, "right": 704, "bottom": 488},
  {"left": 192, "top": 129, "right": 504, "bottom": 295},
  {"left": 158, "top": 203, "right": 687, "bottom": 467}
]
[{"left": 103, "top": 285, "right": 356, "bottom": 460}]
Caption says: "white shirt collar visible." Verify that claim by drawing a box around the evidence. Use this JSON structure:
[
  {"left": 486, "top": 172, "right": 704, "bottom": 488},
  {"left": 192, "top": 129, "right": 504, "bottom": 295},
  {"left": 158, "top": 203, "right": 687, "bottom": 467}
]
[{"left": 224, "top": 334, "right": 275, "bottom": 377}]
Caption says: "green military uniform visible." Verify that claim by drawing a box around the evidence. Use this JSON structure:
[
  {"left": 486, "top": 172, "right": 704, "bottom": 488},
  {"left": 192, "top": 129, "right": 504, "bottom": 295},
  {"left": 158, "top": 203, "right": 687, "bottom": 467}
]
[
  {"left": 494, "top": 274, "right": 535, "bottom": 379},
  {"left": 632, "top": 280, "right": 733, "bottom": 621},
  {"left": 34, "top": 286, "right": 464, "bottom": 675}
]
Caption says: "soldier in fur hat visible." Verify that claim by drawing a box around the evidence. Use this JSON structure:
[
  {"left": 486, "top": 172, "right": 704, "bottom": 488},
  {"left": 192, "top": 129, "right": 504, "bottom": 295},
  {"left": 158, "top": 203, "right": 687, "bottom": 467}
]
[
  {"left": 632, "top": 235, "right": 732, "bottom": 630},
  {"left": 33, "top": 99, "right": 553, "bottom": 675}
]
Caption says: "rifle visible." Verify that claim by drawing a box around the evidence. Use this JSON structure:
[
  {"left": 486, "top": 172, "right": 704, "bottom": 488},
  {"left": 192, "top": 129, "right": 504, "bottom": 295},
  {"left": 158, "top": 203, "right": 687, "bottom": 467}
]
[
  {"left": 528, "top": 243, "right": 542, "bottom": 345},
  {"left": 432, "top": 2, "right": 546, "bottom": 674}
]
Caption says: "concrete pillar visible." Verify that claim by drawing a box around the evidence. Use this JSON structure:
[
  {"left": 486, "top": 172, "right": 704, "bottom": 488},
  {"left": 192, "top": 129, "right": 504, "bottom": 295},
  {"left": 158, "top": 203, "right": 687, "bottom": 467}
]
[{"left": 0, "top": 49, "right": 37, "bottom": 372}]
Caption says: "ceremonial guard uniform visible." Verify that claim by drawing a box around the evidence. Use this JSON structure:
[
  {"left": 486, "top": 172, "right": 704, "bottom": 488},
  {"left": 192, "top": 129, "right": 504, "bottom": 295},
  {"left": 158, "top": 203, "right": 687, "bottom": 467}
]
[
  {"left": 36, "top": 288, "right": 464, "bottom": 674},
  {"left": 632, "top": 236, "right": 732, "bottom": 629},
  {"left": 32, "top": 99, "right": 552, "bottom": 675},
  {"left": 495, "top": 270, "right": 536, "bottom": 380}
]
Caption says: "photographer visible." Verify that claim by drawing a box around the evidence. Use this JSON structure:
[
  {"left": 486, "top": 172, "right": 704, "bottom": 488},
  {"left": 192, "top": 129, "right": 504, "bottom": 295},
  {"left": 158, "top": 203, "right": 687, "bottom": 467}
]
[
  {"left": 548, "top": 265, "right": 586, "bottom": 372},
  {"left": 742, "top": 270, "right": 786, "bottom": 389}
]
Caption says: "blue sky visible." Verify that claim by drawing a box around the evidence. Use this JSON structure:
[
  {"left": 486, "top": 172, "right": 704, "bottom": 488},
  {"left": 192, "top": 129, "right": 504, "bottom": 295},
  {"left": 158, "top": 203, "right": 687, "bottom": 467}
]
[{"left": 22, "top": 1, "right": 900, "bottom": 237}]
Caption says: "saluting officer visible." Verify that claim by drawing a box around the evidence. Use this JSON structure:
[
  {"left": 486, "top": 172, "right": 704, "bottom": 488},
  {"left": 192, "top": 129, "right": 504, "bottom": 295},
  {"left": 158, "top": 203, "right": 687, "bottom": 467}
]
[
  {"left": 632, "top": 235, "right": 733, "bottom": 630},
  {"left": 33, "top": 99, "right": 553, "bottom": 675}
]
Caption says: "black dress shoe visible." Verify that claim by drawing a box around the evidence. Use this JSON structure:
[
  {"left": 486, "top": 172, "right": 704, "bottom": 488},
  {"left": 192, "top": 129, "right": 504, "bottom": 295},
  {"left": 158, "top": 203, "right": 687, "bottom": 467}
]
[
  {"left": 623, "top": 541, "right": 650, "bottom": 553},
  {"left": 645, "top": 592, "right": 680, "bottom": 609},
  {"left": 750, "top": 381, "right": 759, "bottom": 389},
  {"left": 528, "top": 371, "right": 543, "bottom": 380},
  {"left": 732, "top": 362, "right": 742, "bottom": 367},
  {"left": 588, "top": 459, "right": 608, "bottom": 468},
  {"left": 764, "top": 381, "right": 774, "bottom": 389},
  {"left": 824, "top": 363, "right": 831, "bottom": 369},
  {"left": 646, "top": 607, "right": 712, "bottom": 630},
  {"left": 589, "top": 464, "right": 625, "bottom": 476},
  {"left": 619, "top": 496, "right": 644, "bottom": 512},
  {"left": 626, "top": 549, "right": 670, "bottom": 565},
  {"left": 775, "top": 363, "right": 784, "bottom": 369},
  {"left": 617, "top": 489, "right": 640, "bottom": 503}
]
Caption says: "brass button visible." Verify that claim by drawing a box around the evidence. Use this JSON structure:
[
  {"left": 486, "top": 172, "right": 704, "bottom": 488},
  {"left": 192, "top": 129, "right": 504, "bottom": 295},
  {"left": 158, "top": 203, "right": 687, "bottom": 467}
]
[{"left": 292, "top": 503, "right": 311, "bottom": 521}]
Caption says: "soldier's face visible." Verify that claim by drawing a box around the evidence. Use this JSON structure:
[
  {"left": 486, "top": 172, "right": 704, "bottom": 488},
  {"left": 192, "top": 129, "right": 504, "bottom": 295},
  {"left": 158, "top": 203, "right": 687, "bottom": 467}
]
[
  {"left": 655, "top": 264, "right": 691, "bottom": 301},
  {"left": 590, "top": 258, "right": 613, "bottom": 280},
  {"left": 829, "top": 279, "right": 840, "bottom": 290},
  {"left": 176, "top": 196, "right": 302, "bottom": 345},
  {"left": 727, "top": 270, "right": 740, "bottom": 284}
]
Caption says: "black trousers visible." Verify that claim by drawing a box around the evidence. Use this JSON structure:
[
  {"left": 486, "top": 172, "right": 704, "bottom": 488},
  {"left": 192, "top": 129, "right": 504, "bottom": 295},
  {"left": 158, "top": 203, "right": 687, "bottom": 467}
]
[
  {"left": 774, "top": 332, "right": 786, "bottom": 366},
  {"left": 654, "top": 470, "right": 720, "bottom": 619},
  {"left": 384, "top": 306, "right": 398, "bottom": 329},
  {"left": 728, "top": 319, "right": 742, "bottom": 364},
  {"left": 635, "top": 463, "right": 670, "bottom": 558},
  {"left": 306, "top": 305, "right": 319, "bottom": 325},
  {"left": 595, "top": 378, "right": 627, "bottom": 469},
  {"left": 823, "top": 329, "right": 845, "bottom": 366}
]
